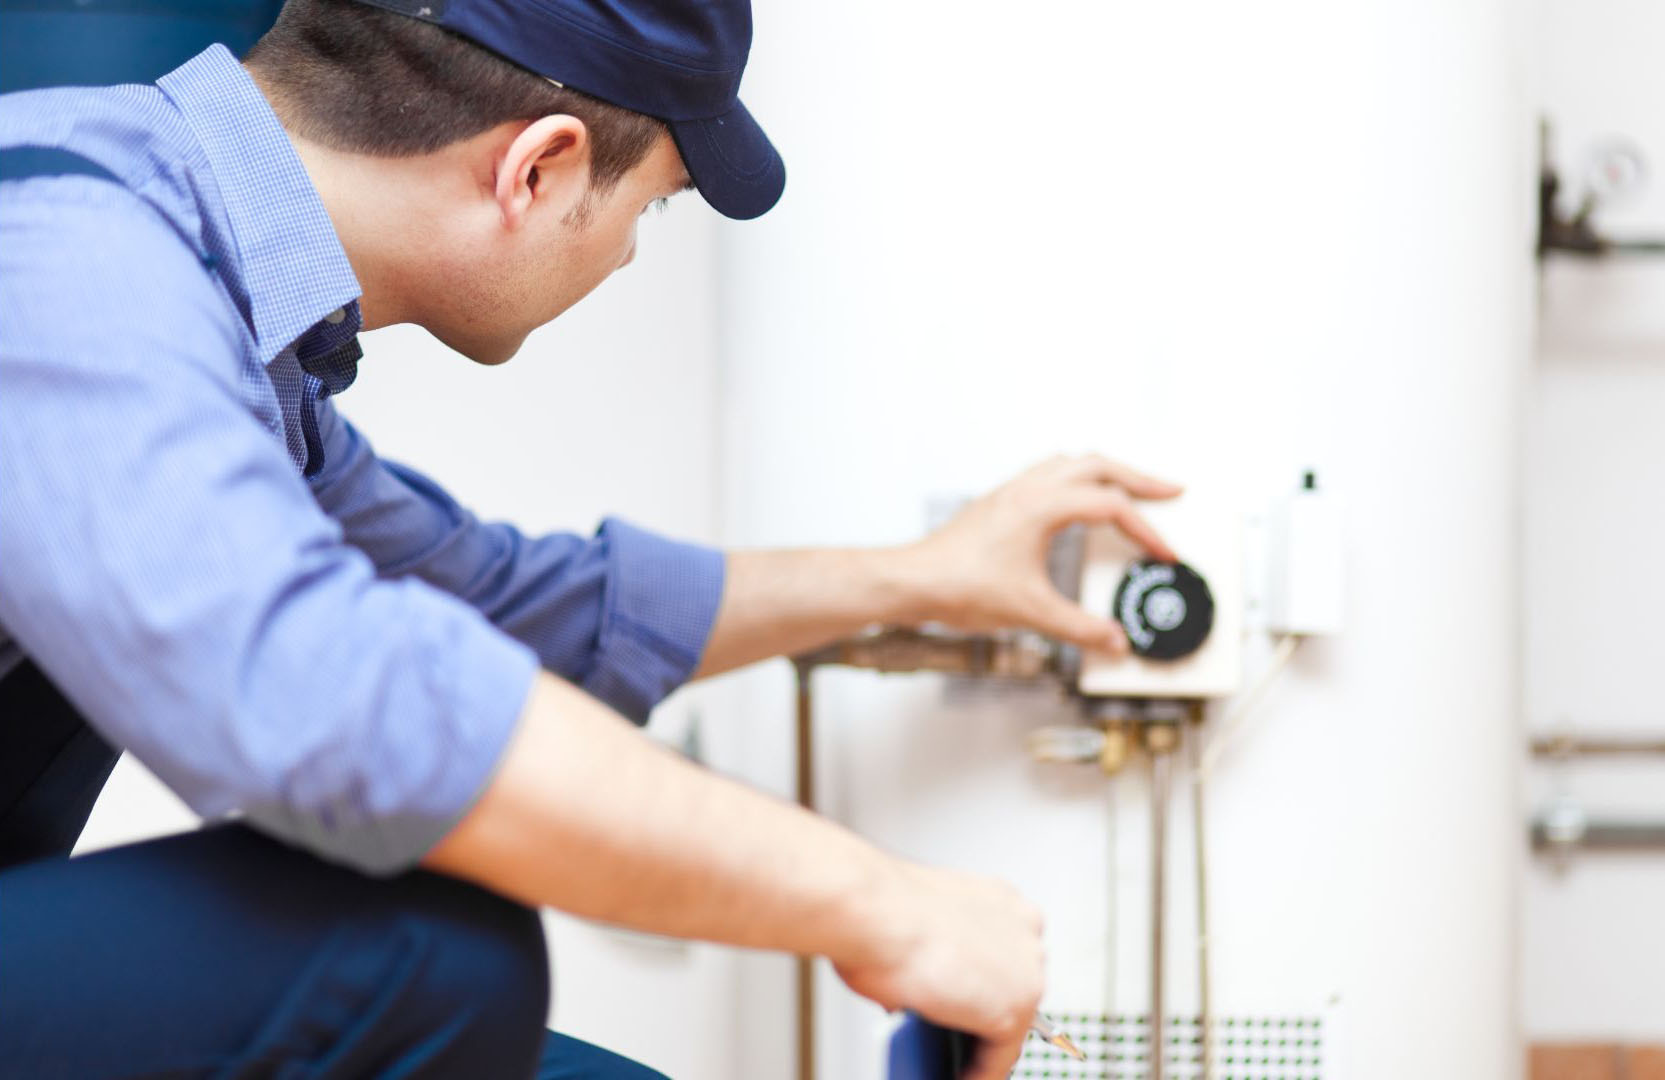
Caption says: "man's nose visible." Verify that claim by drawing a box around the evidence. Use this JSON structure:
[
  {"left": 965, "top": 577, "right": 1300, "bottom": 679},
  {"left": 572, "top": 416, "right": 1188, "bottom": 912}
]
[{"left": 621, "top": 241, "right": 637, "bottom": 268}]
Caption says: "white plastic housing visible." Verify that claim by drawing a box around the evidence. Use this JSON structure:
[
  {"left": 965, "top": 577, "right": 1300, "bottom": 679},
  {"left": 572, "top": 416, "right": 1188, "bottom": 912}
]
[
  {"left": 1076, "top": 498, "right": 1244, "bottom": 699},
  {"left": 1266, "top": 482, "right": 1345, "bottom": 636}
]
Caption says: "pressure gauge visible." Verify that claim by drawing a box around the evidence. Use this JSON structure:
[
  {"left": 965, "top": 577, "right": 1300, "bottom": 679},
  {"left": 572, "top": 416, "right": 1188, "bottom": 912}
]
[
  {"left": 1113, "top": 560, "right": 1215, "bottom": 661},
  {"left": 1584, "top": 139, "right": 1647, "bottom": 204}
]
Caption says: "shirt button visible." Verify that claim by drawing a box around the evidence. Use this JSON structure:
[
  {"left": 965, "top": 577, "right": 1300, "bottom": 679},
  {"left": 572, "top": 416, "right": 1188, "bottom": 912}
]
[{"left": 323, "top": 307, "right": 347, "bottom": 325}]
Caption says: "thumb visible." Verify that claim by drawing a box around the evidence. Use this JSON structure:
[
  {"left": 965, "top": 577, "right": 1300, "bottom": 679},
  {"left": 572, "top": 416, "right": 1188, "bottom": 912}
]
[
  {"left": 963, "top": 1035, "right": 1024, "bottom": 1080},
  {"left": 1030, "top": 587, "right": 1127, "bottom": 655}
]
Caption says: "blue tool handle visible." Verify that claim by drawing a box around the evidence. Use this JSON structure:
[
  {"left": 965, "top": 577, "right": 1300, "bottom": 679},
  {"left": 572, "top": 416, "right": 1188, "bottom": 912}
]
[{"left": 887, "top": 1013, "right": 980, "bottom": 1080}]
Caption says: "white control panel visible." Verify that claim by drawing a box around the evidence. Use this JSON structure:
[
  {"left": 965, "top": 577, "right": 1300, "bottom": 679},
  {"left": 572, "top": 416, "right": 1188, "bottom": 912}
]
[{"left": 1077, "top": 497, "right": 1245, "bottom": 699}]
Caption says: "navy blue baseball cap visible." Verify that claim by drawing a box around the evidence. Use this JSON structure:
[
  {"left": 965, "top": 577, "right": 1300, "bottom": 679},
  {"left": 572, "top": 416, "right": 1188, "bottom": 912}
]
[{"left": 349, "top": 0, "right": 785, "bottom": 219}]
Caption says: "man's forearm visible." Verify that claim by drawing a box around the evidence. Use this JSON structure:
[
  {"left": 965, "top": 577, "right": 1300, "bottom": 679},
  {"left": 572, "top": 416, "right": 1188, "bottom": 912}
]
[
  {"left": 422, "top": 670, "right": 909, "bottom": 964},
  {"left": 693, "top": 547, "right": 932, "bottom": 678}
]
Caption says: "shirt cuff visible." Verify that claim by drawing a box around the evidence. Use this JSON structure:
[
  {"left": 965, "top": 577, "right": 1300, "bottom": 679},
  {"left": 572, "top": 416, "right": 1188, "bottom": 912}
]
[{"left": 583, "top": 517, "right": 725, "bottom": 724}]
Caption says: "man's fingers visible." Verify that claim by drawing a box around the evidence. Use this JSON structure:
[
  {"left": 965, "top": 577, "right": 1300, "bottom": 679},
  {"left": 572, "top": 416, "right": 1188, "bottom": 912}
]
[
  {"left": 1031, "top": 586, "right": 1128, "bottom": 655},
  {"left": 964, "top": 1033, "right": 1027, "bottom": 1080},
  {"left": 1052, "top": 489, "right": 1178, "bottom": 562},
  {"left": 1057, "top": 454, "right": 1183, "bottom": 499},
  {"left": 1109, "top": 501, "right": 1177, "bottom": 562}
]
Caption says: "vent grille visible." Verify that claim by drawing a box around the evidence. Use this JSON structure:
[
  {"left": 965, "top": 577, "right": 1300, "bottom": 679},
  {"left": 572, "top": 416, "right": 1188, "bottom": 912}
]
[{"left": 1017, "top": 1013, "right": 1328, "bottom": 1080}]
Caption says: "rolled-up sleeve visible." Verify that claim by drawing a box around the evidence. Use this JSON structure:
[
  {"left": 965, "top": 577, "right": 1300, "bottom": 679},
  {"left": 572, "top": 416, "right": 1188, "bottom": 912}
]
[
  {"left": 308, "top": 403, "right": 725, "bottom": 723},
  {"left": 0, "top": 182, "right": 535, "bottom": 874}
]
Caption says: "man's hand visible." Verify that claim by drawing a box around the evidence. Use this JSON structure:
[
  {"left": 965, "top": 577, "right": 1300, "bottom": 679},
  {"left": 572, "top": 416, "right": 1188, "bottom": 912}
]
[
  {"left": 897, "top": 454, "right": 1183, "bottom": 656},
  {"left": 838, "top": 863, "right": 1047, "bottom": 1080},
  {"left": 692, "top": 454, "right": 1182, "bottom": 676}
]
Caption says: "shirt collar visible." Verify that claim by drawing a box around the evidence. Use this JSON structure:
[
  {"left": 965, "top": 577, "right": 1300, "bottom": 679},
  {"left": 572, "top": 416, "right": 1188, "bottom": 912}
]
[{"left": 157, "top": 46, "right": 363, "bottom": 365}]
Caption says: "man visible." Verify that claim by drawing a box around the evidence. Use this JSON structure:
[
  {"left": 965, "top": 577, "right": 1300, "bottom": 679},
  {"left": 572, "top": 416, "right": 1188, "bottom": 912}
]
[{"left": 0, "top": 0, "right": 1181, "bottom": 1076}]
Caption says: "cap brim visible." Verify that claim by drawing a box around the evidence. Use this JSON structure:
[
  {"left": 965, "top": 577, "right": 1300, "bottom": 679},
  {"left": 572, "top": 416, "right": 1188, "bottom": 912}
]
[{"left": 670, "top": 100, "right": 785, "bottom": 221}]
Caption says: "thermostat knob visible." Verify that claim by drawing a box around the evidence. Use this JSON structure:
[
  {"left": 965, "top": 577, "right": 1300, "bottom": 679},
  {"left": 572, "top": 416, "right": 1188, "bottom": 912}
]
[{"left": 1113, "top": 560, "right": 1215, "bottom": 660}]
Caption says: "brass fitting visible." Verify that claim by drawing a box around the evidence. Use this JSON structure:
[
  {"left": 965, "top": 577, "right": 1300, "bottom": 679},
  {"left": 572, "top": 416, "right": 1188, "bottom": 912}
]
[
  {"left": 1099, "top": 724, "right": 1132, "bottom": 774},
  {"left": 1144, "top": 721, "right": 1180, "bottom": 755}
]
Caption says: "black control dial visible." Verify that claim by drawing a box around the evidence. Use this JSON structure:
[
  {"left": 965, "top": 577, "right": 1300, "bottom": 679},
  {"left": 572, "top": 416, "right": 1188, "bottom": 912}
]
[{"left": 1112, "top": 560, "right": 1215, "bottom": 660}]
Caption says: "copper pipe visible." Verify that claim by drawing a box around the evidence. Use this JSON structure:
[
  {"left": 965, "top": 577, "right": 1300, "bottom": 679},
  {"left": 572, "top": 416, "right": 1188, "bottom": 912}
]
[
  {"left": 793, "top": 661, "right": 817, "bottom": 1080},
  {"left": 1147, "top": 727, "right": 1176, "bottom": 1080},
  {"left": 793, "top": 628, "right": 1055, "bottom": 679},
  {"left": 1531, "top": 735, "right": 1665, "bottom": 758},
  {"left": 1189, "top": 727, "right": 1214, "bottom": 1080}
]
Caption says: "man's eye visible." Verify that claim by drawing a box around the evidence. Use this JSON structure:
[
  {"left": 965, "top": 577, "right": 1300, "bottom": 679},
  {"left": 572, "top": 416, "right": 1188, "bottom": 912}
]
[{"left": 643, "top": 197, "right": 670, "bottom": 217}]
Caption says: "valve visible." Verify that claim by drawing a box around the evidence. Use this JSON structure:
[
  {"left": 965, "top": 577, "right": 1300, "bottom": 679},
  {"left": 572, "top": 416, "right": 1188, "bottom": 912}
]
[{"left": 1027, "top": 724, "right": 1106, "bottom": 765}]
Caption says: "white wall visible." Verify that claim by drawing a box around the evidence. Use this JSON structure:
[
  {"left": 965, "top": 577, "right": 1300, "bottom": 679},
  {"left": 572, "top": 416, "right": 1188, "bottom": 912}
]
[
  {"left": 1522, "top": 362, "right": 1665, "bottom": 1038},
  {"left": 717, "top": 1, "right": 1533, "bottom": 1077},
  {"left": 76, "top": 199, "right": 740, "bottom": 1079},
  {"left": 1522, "top": 0, "right": 1665, "bottom": 1042}
]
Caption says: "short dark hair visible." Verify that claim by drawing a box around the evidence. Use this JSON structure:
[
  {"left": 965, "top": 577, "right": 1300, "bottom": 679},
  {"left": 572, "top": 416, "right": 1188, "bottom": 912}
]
[{"left": 246, "top": 0, "right": 665, "bottom": 190}]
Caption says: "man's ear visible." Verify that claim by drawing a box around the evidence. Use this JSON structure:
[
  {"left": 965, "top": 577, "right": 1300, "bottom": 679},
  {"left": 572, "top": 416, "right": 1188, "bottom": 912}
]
[{"left": 494, "top": 114, "right": 590, "bottom": 229}]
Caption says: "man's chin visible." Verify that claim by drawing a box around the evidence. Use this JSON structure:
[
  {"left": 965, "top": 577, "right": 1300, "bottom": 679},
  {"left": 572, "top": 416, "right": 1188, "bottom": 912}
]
[{"left": 437, "top": 330, "right": 527, "bottom": 367}]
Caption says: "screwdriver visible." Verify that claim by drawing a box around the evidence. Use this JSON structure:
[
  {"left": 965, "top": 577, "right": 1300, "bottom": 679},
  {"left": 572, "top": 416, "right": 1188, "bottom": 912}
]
[{"left": 1030, "top": 1013, "right": 1086, "bottom": 1061}]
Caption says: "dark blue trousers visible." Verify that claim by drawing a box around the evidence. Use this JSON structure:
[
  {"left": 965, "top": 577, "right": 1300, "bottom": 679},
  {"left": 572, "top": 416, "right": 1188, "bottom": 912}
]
[{"left": 0, "top": 662, "right": 668, "bottom": 1079}]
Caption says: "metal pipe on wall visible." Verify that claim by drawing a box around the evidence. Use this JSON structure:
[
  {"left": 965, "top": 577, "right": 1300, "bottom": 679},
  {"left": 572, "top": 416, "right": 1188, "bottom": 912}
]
[
  {"left": 1149, "top": 750, "right": 1169, "bottom": 1080},
  {"left": 1190, "top": 727, "right": 1215, "bottom": 1080},
  {"left": 794, "top": 628, "right": 1056, "bottom": 679},
  {"left": 1146, "top": 723, "right": 1178, "bottom": 1080},
  {"left": 793, "top": 661, "right": 818, "bottom": 1080},
  {"left": 1531, "top": 820, "right": 1665, "bottom": 853},
  {"left": 1530, "top": 735, "right": 1665, "bottom": 758}
]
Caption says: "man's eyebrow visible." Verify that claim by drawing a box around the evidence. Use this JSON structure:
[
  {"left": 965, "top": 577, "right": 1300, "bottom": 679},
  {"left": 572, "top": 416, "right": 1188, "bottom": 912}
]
[{"left": 677, "top": 174, "right": 695, "bottom": 193}]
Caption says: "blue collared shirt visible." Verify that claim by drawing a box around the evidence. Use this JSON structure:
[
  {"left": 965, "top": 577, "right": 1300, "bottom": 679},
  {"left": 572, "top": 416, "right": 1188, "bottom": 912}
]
[{"left": 0, "top": 46, "right": 726, "bottom": 874}]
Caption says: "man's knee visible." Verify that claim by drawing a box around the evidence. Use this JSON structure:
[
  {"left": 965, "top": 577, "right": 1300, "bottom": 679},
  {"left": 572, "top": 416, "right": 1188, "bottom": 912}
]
[
  {"left": 539, "top": 1031, "right": 673, "bottom": 1079},
  {"left": 361, "top": 873, "right": 549, "bottom": 1074}
]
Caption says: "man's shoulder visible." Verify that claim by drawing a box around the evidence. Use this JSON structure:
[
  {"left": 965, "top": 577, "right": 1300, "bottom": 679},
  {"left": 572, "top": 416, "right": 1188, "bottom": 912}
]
[
  {"left": 0, "top": 77, "right": 233, "bottom": 323},
  {"left": 1, "top": 79, "right": 212, "bottom": 239},
  {"left": 0, "top": 81, "right": 182, "bottom": 166},
  {"left": 0, "top": 169, "right": 245, "bottom": 381}
]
